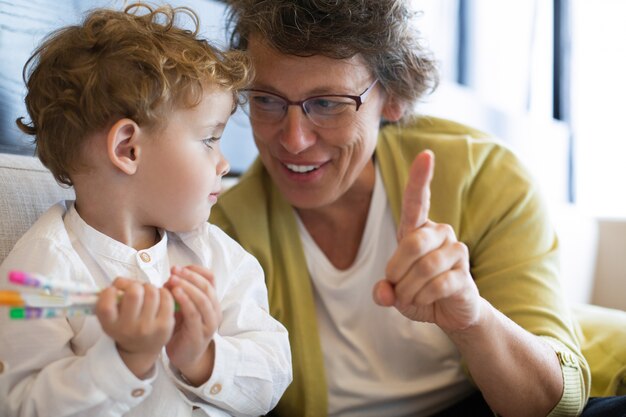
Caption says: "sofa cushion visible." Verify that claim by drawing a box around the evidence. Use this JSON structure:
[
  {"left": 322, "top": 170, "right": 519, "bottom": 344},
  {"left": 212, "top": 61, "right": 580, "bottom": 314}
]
[
  {"left": 0, "top": 153, "right": 74, "bottom": 263},
  {"left": 574, "top": 303, "right": 626, "bottom": 397}
]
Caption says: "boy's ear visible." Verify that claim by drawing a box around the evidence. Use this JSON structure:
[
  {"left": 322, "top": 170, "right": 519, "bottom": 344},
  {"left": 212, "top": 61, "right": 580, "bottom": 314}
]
[
  {"left": 382, "top": 95, "right": 408, "bottom": 122},
  {"left": 107, "top": 118, "right": 141, "bottom": 175}
]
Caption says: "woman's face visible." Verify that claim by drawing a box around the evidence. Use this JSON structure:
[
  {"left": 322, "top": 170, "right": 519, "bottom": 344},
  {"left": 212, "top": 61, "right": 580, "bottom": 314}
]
[{"left": 246, "top": 37, "right": 401, "bottom": 210}]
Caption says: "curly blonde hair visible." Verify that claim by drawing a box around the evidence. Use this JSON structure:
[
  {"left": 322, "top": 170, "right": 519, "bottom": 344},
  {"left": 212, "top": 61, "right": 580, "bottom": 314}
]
[
  {"left": 17, "top": 3, "right": 252, "bottom": 186},
  {"left": 226, "top": 0, "right": 438, "bottom": 113}
]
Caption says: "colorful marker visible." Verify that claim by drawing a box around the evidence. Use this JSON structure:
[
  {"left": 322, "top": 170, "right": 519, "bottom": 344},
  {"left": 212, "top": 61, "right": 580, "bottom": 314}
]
[
  {"left": 0, "top": 290, "right": 96, "bottom": 308},
  {"left": 9, "top": 306, "right": 94, "bottom": 320},
  {"left": 8, "top": 270, "right": 97, "bottom": 294},
  {"left": 3, "top": 271, "right": 181, "bottom": 320}
]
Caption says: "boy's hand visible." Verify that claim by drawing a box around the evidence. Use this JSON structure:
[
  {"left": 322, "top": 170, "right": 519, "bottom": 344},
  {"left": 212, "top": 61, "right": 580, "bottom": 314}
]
[
  {"left": 96, "top": 278, "right": 175, "bottom": 379},
  {"left": 164, "top": 265, "right": 222, "bottom": 386}
]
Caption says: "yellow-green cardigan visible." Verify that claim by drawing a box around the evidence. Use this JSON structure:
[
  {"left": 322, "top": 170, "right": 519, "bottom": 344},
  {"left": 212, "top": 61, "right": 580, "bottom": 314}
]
[{"left": 211, "top": 117, "right": 626, "bottom": 416}]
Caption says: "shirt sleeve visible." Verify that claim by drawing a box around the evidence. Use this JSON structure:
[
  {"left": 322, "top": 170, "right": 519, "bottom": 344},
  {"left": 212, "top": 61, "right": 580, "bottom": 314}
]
[
  {"left": 0, "top": 238, "right": 157, "bottom": 417},
  {"left": 170, "top": 232, "right": 292, "bottom": 416}
]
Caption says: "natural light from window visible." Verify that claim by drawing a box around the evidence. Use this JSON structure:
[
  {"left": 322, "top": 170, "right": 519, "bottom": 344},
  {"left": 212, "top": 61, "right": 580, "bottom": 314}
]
[{"left": 572, "top": 0, "right": 626, "bottom": 218}]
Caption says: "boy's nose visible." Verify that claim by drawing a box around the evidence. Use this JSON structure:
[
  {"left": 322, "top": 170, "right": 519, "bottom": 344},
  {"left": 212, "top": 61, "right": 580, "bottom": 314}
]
[{"left": 218, "top": 155, "right": 230, "bottom": 177}]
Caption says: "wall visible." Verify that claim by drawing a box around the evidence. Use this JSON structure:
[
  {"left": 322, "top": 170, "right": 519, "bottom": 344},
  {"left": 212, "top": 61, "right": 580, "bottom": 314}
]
[{"left": 592, "top": 219, "right": 626, "bottom": 310}]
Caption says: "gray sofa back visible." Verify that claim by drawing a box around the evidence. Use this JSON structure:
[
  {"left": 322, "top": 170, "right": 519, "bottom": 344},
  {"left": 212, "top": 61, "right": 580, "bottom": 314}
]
[{"left": 0, "top": 153, "right": 74, "bottom": 263}]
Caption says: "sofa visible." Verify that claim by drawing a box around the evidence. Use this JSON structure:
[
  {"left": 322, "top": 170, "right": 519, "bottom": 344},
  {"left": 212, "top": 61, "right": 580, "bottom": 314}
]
[
  {"left": 0, "top": 153, "right": 74, "bottom": 262},
  {"left": 0, "top": 151, "right": 625, "bottom": 398}
]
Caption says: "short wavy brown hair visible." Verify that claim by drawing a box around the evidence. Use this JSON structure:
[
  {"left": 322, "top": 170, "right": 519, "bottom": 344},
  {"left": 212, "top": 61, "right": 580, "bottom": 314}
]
[
  {"left": 17, "top": 3, "right": 252, "bottom": 186},
  {"left": 226, "top": 0, "right": 438, "bottom": 114}
]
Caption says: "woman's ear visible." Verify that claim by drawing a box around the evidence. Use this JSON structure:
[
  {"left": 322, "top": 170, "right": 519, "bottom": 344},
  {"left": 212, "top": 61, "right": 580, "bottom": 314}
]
[
  {"left": 382, "top": 95, "right": 408, "bottom": 122},
  {"left": 107, "top": 118, "right": 141, "bottom": 175}
]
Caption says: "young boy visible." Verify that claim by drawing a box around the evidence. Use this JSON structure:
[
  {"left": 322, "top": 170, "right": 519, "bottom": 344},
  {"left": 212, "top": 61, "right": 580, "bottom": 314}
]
[{"left": 0, "top": 4, "right": 291, "bottom": 417}]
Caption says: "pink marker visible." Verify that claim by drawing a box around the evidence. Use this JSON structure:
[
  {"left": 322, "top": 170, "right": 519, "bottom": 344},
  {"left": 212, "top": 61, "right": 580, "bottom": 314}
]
[
  {"left": 8, "top": 270, "right": 42, "bottom": 287},
  {"left": 8, "top": 270, "right": 98, "bottom": 294}
]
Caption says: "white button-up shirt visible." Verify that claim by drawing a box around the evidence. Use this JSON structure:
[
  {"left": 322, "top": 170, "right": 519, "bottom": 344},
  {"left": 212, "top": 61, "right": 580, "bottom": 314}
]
[{"left": 0, "top": 201, "right": 292, "bottom": 417}]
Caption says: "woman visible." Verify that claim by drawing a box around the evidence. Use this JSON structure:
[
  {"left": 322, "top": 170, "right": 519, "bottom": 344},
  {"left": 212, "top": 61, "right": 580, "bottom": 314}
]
[{"left": 211, "top": 1, "right": 626, "bottom": 416}]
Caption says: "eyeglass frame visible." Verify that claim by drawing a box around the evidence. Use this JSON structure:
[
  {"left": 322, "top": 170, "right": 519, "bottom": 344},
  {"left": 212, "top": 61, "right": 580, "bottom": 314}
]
[{"left": 241, "top": 79, "right": 379, "bottom": 126}]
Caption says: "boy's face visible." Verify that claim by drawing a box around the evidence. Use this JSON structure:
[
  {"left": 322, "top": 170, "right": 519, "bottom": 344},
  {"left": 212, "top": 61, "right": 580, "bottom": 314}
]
[{"left": 135, "top": 86, "right": 233, "bottom": 232}]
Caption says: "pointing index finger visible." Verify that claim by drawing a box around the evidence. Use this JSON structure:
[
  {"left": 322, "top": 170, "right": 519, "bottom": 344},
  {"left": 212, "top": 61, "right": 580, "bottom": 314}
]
[{"left": 398, "top": 150, "right": 435, "bottom": 240}]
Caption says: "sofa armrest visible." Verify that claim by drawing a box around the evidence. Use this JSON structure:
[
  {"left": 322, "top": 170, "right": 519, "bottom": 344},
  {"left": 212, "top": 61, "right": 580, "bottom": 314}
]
[{"left": 574, "top": 303, "right": 626, "bottom": 397}]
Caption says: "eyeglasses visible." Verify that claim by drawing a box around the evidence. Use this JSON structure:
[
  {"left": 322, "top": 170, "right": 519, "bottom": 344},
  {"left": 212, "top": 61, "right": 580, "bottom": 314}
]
[{"left": 241, "top": 79, "right": 379, "bottom": 128}]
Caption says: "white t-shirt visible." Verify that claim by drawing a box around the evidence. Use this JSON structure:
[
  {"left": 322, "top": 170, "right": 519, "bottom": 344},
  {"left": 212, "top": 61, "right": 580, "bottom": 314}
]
[
  {"left": 296, "top": 166, "right": 474, "bottom": 417},
  {"left": 0, "top": 201, "right": 291, "bottom": 417}
]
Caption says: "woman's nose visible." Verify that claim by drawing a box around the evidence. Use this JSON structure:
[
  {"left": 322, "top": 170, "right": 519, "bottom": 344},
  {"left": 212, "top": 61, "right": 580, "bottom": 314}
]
[{"left": 279, "top": 106, "right": 316, "bottom": 154}]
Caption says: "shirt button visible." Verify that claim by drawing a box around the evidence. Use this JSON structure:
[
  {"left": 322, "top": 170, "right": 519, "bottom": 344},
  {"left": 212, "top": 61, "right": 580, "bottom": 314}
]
[
  {"left": 139, "top": 252, "right": 151, "bottom": 263},
  {"left": 210, "top": 383, "right": 222, "bottom": 395},
  {"left": 131, "top": 388, "right": 145, "bottom": 397}
]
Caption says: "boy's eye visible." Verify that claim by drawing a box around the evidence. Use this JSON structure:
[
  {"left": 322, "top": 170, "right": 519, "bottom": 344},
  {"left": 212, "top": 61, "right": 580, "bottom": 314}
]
[{"left": 202, "top": 137, "right": 219, "bottom": 149}]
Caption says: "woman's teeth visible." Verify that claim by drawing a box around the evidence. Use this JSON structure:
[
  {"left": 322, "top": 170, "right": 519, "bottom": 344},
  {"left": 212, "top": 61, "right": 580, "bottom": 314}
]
[{"left": 285, "top": 163, "right": 319, "bottom": 173}]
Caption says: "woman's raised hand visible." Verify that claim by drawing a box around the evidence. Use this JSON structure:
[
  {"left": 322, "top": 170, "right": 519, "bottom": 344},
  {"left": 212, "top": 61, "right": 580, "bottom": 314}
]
[{"left": 373, "top": 150, "right": 481, "bottom": 332}]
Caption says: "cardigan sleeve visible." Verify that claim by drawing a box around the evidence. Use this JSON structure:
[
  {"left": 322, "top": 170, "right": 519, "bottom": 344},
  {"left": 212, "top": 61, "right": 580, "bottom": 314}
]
[
  {"left": 378, "top": 118, "right": 590, "bottom": 415},
  {"left": 460, "top": 141, "right": 590, "bottom": 415}
]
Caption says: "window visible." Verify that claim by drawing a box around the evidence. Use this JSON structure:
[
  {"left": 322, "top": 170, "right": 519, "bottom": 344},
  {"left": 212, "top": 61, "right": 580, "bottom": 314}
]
[
  {"left": 416, "top": 0, "right": 570, "bottom": 205},
  {"left": 571, "top": 0, "right": 626, "bottom": 217}
]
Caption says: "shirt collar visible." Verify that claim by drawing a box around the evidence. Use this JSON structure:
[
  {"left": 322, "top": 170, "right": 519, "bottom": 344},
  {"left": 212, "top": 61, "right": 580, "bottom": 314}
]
[{"left": 64, "top": 202, "right": 169, "bottom": 267}]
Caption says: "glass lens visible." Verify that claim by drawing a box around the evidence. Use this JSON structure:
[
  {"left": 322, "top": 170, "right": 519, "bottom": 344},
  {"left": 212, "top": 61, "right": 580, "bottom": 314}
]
[
  {"left": 245, "top": 92, "right": 286, "bottom": 122},
  {"left": 304, "top": 97, "right": 355, "bottom": 116},
  {"left": 304, "top": 96, "right": 356, "bottom": 127},
  {"left": 242, "top": 91, "right": 358, "bottom": 128}
]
